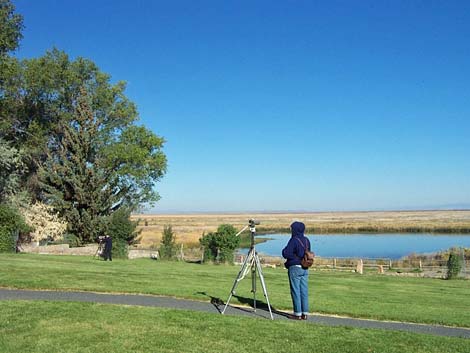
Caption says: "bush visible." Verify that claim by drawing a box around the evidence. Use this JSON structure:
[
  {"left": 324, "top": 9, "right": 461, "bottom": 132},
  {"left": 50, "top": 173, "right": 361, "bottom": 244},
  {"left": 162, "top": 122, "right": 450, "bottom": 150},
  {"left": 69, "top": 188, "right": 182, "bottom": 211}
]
[
  {"left": 106, "top": 208, "right": 140, "bottom": 259},
  {"left": 199, "top": 224, "right": 240, "bottom": 264},
  {"left": 0, "top": 203, "right": 30, "bottom": 253},
  {"left": 160, "top": 225, "right": 176, "bottom": 260},
  {"left": 107, "top": 208, "right": 140, "bottom": 245},
  {"left": 112, "top": 239, "right": 129, "bottom": 259},
  {"left": 21, "top": 202, "right": 67, "bottom": 243},
  {"left": 0, "top": 226, "right": 14, "bottom": 252},
  {"left": 63, "top": 233, "right": 80, "bottom": 248},
  {"left": 447, "top": 252, "right": 463, "bottom": 279}
]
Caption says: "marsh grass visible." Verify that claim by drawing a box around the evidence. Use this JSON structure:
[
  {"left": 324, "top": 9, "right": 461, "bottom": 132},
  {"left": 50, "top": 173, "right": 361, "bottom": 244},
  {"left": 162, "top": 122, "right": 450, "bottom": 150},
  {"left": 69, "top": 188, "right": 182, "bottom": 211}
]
[{"left": 133, "top": 210, "right": 470, "bottom": 246}]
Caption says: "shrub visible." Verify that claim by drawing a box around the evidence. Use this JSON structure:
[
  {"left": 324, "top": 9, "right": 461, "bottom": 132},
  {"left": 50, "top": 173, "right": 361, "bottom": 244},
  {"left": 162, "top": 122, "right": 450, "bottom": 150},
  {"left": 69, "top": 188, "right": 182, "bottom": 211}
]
[
  {"left": 160, "top": 225, "right": 176, "bottom": 260},
  {"left": 106, "top": 208, "right": 140, "bottom": 259},
  {"left": 0, "top": 226, "right": 14, "bottom": 252},
  {"left": 447, "top": 252, "right": 463, "bottom": 279},
  {"left": 21, "top": 202, "right": 67, "bottom": 243},
  {"left": 0, "top": 203, "right": 30, "bottom": 253},
  {"left": 111, "top": 239, "right": 129, "bottom": 259},
  {"left": 63, "top": 233, "right": 80, "bottom": 248},
  {"left": 107, "top": 208, "right": 140, "bottom": 245},
  {"left": 199, "top": 224, "right": 240, "bottom": 264}
]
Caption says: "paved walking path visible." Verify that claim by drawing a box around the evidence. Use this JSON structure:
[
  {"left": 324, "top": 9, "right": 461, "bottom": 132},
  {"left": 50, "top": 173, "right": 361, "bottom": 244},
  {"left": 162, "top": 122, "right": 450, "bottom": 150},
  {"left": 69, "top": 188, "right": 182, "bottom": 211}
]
[{"left": 1, "top": 288, "right": 469, "bottom": 339}]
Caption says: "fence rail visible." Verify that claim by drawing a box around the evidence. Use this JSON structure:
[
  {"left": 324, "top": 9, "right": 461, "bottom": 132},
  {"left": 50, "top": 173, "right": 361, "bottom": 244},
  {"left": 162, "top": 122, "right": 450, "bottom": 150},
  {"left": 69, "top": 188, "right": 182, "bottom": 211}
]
[{"left": 234, "top": 252, "right": 470, "bottom": 278}]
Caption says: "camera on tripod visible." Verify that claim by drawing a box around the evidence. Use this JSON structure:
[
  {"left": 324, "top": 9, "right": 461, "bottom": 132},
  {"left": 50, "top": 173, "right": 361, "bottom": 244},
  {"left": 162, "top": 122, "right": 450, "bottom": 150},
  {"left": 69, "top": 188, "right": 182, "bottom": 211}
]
[
  {"left": 248, "top": 219, "right": 260, "bottom": 237},
  {"left": 222, "top": 218, "right": 274, "bottom": 319},
  {"left": 94, "top": 236, "right": 106, "bottom": 258}
]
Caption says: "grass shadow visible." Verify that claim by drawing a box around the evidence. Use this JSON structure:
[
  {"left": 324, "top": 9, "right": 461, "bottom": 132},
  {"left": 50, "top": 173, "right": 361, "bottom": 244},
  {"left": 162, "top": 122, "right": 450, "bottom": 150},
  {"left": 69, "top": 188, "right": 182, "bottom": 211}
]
[
  {"left": 196, "top": 291, "right": 224, "bottom": 313},
  {"left": 232, "top": 294, "right": 291, "bottom": 318}
]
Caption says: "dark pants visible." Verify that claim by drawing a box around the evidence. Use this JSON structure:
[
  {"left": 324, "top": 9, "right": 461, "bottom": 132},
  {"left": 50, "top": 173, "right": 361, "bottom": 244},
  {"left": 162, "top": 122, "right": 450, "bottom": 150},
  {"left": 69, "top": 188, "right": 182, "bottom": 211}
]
[{"left": 104, "top": 248, "right": 112, "bottom": 261}]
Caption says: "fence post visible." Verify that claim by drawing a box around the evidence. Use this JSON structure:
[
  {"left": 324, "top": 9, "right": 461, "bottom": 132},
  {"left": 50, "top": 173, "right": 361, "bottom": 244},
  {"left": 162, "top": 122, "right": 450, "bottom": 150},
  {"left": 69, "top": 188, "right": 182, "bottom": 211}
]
[
  {"left": 356, "top": 259, "right": 363, "bottom": 274},
  {"left": 461, "top": 247, "right": 466, "bottom": 278}
]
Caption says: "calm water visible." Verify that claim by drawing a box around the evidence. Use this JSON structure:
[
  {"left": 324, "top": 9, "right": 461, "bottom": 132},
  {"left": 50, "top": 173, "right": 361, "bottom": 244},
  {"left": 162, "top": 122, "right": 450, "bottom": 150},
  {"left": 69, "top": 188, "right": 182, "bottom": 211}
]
[{"left": 241, "top": 233, "right": 470, "bottom": 259}]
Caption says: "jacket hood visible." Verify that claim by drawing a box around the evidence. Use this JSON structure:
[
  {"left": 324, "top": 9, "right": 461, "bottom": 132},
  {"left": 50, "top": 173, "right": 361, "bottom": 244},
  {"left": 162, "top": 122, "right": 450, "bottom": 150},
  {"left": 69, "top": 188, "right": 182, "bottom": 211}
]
[{"left": 290, "top": 221, "right": 305, "bottom": 238}]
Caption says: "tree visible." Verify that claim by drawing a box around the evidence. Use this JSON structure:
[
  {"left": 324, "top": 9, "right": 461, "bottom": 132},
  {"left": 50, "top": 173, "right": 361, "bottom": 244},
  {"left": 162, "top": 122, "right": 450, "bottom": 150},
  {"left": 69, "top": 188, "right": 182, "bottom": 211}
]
[
  {"left": 107, "top": 207, "right": 140, "bottom": 259},
  {"left": 0, "top": 0, "right": 24, "bottom": 152},
  {"left": 0, "top": 5, "right": 167, "bottom": 244},
  {"left": 38, "top": 87, "right": 166, "bottom": 244},
  {"left": 1, "top": 49, "right": 165, "bottom": 201},
  {"left": 0, "top": 203, "right": 30, "bottom": 252},
  {"left": 199, "top": 224, "right": 240, "bottom": 263},
  {"left": 107, "top": 208, "right": 140, "bottom": 245},
  {"left": 160, "top": 225, "right": 176, "bottom": 259},
  {"left": 21, "top": 201, "right": 67, "bottom": 243},
  {"left": 447, "top": 252, "right": 463, "bottom": 279},
  {"left": 0, "top": 138, "right": 26, "bottom": 202},
  {"left": 0, "top": 1, "right": 25, "bottom": 201},
  {"left": 38, "top": 87, "right": 110, "bottom": 243},
  {"left": 0, "top": 0, "right": 23, "bottom": 56}
]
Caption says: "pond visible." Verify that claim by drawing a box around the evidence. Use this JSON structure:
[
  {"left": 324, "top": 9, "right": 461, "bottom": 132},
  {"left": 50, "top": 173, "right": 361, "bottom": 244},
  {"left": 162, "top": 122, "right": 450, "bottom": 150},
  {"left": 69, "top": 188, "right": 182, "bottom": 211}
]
[{"left": 240, "top": 233, "right": 470, "bottom": 259}]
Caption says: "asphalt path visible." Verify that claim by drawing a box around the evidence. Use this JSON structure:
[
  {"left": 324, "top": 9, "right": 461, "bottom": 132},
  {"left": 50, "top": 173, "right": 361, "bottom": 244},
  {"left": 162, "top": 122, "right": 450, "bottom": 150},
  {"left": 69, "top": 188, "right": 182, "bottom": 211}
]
[{"left": 1, "top": 288, "right": 469, "bottom": 339}]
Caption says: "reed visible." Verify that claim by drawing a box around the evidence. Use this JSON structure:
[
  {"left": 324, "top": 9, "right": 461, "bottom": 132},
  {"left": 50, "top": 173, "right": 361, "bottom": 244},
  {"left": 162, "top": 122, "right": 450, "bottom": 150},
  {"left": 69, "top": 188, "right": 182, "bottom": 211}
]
[{"left": 132, "top": 210, "right": 470, "bottom": 246}]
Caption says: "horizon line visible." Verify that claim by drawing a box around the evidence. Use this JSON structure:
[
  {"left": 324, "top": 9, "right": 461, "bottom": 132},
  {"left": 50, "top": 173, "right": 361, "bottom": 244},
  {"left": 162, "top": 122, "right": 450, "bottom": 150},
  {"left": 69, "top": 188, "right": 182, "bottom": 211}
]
[{"left": 134, "top": 207, "right": 470, "bottom": 215}]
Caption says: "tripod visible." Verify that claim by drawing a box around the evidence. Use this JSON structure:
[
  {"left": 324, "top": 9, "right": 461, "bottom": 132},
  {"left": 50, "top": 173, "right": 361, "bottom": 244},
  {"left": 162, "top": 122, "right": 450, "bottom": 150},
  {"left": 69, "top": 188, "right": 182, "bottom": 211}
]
[
  {"left": 94, "top": 239, "right": 104, "bottom": 259},
  {"left": 222, "top": 221, "right": 274, "bottom": 320}
]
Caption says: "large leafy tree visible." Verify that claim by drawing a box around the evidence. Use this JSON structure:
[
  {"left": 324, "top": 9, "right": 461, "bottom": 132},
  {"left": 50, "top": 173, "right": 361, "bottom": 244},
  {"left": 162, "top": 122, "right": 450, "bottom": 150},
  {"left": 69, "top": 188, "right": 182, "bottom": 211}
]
[
  {"left": 0, "top": 1, "right": 167, "bottom": 244},
  {"left": 39, "top": 87, "right": 166, "bottom": 244},
  {"left": 2, "top": 49, "right": 145, "bottom": 199},
  {"left": 0, "top": 0, "right": 23, "bottom": 138},
  {"left": 0, "top": 0, "right": 24, "bottom": 201}
]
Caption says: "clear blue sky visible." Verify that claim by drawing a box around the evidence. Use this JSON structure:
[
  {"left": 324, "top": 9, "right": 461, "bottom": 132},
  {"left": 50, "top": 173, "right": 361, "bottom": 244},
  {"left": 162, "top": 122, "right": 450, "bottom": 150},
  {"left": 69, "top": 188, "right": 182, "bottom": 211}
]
[{"left": 14, "top": 0, "right": 470, "bottom": 212}]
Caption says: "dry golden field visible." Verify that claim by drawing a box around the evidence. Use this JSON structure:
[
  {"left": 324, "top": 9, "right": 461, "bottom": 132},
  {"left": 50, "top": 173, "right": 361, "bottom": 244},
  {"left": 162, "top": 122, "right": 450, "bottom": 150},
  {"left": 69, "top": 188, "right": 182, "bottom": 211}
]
[{"left": 132, "top": 210, "right": 470, "bottom": 248}]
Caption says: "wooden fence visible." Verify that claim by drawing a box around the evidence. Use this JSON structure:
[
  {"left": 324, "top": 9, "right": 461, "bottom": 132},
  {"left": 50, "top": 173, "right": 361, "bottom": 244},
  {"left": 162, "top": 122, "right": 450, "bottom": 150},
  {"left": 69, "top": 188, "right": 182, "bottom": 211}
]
[{"left": 234, "top": 252, "right": 470, "bottom": 278}]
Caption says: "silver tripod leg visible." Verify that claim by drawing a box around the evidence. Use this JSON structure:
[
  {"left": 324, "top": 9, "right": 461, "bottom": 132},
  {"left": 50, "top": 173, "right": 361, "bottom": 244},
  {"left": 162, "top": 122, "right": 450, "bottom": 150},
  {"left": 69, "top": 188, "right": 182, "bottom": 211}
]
[
  {"left": 254, "top": 252, "right": 274, "bottom": 320},
  {"left": 222, "top": 247, "right": 274, "bottom": 320},
  {"left": 222, "top": 248, "right": 254, "bottom": 315}
]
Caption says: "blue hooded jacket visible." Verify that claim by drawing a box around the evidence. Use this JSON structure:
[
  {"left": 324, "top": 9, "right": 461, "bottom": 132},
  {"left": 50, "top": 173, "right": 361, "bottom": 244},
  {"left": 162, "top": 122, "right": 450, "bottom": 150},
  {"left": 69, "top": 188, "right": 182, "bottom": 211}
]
[{"left": 282, "top": 221, "right": 310, "bottom": 268}]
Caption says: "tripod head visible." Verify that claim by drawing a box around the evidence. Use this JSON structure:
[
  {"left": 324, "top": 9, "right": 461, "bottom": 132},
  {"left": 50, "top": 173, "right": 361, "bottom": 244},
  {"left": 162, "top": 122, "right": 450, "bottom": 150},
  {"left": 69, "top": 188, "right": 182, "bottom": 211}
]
[
  {"left": 235, "top": 219, "right": 260, "bottom": 249},
  {"left": 235, "top": 219, "right": 260, "bottom": 236},
  {"left": 248, "top": 219, "right": 260, "bottom": 233}
]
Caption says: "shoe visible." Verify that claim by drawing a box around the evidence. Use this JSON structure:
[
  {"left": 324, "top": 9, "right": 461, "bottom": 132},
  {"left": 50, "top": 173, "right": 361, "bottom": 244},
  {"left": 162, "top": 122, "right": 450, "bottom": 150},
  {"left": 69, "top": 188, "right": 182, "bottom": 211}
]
[
  {"left": 301, "top": 314, "right": 308, "bottom": 320},
  {"left": 290, "top": 314, "right": 302, "bottom": 320}
]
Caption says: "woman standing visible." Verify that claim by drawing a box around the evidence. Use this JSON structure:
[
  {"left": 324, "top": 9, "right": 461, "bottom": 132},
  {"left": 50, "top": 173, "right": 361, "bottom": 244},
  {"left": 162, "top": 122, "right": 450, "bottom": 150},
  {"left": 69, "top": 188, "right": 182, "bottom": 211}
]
[{"left": 282, "top": 221, "right": 311, "bottom": 320}]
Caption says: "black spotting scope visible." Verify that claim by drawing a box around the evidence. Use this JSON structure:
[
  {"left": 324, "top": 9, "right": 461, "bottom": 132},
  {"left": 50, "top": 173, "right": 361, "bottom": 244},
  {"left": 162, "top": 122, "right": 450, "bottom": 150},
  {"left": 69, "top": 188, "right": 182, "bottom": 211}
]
[{"left": 249, "top": 219, "right": 260, "bottom": 226}]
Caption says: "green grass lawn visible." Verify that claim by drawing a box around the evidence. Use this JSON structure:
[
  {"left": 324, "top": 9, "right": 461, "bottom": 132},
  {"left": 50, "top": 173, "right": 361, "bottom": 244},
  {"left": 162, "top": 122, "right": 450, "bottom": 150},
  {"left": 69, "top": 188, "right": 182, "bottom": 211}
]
[
  {"left": 0, "top": 253, "right": 469, "bottom": 327},
  {"left": 1, "top": 301, "right": 469, "bottom": 353}
]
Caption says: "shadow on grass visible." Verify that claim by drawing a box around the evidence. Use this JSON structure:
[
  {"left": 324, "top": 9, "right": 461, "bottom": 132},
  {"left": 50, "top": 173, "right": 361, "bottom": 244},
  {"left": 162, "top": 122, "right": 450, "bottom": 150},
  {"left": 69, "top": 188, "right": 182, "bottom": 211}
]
[
  {"left": 196, "top": 291, "right": 224, "bottom": 313},
  {"left": 196, "top": 291, "right": 290, "bottom": 319},
  {"left": 232, "top": 294, "right": 291, "bottom": 319}
]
